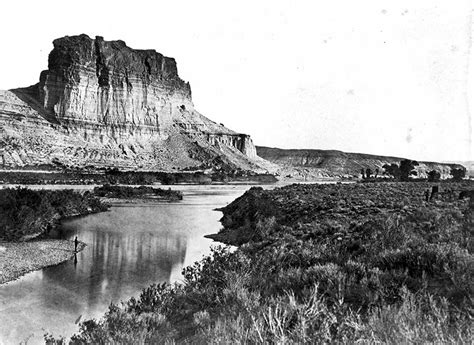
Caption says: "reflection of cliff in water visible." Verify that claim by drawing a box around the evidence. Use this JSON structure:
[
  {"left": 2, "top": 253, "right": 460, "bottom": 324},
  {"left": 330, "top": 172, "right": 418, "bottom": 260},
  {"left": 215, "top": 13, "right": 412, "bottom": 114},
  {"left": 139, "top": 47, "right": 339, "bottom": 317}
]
[
  {"left": 41, "top": 206, "right": 188, "bottom": 315},
  {"left": 0, "top": 186, "right": 246, "bottom": 345}
]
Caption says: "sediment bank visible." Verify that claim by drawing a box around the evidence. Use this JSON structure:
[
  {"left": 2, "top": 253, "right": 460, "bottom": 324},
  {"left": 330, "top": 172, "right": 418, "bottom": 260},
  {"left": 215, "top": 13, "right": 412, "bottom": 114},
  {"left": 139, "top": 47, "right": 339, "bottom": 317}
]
[{"left": 0, "top": 240, "right": 85, "bottom": 284}]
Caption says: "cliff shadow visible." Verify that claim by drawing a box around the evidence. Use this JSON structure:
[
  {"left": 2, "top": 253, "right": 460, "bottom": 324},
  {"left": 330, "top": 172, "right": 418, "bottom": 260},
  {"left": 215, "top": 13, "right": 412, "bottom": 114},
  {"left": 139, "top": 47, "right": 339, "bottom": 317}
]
[{"left": 10, "top": 84, "right": 60, "bottom": 125}]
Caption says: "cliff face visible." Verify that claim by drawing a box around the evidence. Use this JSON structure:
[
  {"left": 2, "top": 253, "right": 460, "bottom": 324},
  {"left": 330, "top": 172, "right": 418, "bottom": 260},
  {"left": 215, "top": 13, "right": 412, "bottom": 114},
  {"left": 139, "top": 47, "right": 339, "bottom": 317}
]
[
  {"left": 0, "top": 35, "right": 261, "bottom": 171},
  {"left": 39, "top": 35, "right": 192, "bottom": 132},
  {"left": 256, "top": 146, "right": 466, "bottom": 179}
]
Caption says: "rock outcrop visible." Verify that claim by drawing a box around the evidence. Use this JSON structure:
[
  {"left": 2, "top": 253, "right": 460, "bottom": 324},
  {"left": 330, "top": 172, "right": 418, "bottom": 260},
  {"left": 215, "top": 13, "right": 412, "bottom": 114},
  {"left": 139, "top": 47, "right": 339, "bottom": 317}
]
[
  {"left": 0, "top": 34, "right": 262, "bottom": 171},
  {"left": 256, "top": 146, "right": 466, "bottom": 179}
]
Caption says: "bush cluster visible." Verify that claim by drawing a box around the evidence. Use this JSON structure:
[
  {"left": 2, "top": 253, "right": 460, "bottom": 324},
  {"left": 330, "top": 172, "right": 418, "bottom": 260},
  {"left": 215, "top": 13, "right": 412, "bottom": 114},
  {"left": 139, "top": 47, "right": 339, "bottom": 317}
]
[{"left": 0, "top": 188, "right": 107, "bottom": 241}]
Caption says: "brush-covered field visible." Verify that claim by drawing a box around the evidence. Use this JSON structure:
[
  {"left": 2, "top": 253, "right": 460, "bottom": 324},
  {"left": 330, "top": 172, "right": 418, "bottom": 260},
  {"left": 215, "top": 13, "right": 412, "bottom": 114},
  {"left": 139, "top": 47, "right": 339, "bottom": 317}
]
[{"left": 52, "top": 182, "right": 473, "bottom": 344}]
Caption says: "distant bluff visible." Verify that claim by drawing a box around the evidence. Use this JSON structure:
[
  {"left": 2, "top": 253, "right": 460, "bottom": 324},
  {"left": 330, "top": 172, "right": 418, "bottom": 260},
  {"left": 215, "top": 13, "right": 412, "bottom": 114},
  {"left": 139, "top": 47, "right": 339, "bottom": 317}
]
[
  {"left": 256, "top": 146, "right": 466, "bottom": 180},
  {"left": 0, "top": 34, "right": 266, "bottom": 172}
]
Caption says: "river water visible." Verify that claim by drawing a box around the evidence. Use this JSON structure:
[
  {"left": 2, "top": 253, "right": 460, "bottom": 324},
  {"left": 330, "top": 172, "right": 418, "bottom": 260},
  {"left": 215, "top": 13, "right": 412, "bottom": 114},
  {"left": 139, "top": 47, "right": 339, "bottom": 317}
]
[{"left": 0, "top": 185, "right": 257, "bottom": 344}]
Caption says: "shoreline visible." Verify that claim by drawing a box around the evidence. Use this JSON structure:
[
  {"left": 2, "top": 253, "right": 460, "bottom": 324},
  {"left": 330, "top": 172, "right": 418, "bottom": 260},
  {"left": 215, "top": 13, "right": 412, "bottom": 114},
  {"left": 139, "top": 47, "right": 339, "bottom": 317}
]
[
  {"left": 99, "top": 197, "right": 180, "bottom": 204},
  {"left": 0, "top": 185, "right": 182, "bottom": 285},
  {"left": 0, "top": 239, "right": 85, "bottom": 285},
  {"left": 207, "top": 181, "right": 474, "bottom": 245},
  {"left": 0, "top": 170, "right": 279, "bottom": 185}
]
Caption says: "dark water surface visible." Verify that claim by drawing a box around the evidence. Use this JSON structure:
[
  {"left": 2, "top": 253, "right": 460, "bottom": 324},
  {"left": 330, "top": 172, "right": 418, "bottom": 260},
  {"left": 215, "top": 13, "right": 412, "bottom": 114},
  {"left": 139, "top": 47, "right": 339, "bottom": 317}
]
[{"left": 0, "top": 185, "right": 253, "bottom": 344}]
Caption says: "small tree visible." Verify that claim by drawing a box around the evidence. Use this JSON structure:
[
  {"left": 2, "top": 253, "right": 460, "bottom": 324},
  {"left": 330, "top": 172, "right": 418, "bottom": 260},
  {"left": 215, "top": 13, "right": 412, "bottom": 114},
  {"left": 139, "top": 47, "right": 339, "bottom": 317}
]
[
  {"left": 382, "top": 163, "right": 400, "bottom": 179},
  {"left": 366, "top": 168, "right": 372, "bottom": 179},
  {"left": 427, "top": 170, "right": 441, "bottom": 182},
  {"left": 375, "top": 168, "right": 379, "bottom": 178},
  {"left": 399, "top": 159, "right": 419, "bottom": 181},
  {"left": 360, "top": 168, "right": 365, "bottom": 179},
  {"left": 450, "top": 167, "right": 466, "bottom": 182}
]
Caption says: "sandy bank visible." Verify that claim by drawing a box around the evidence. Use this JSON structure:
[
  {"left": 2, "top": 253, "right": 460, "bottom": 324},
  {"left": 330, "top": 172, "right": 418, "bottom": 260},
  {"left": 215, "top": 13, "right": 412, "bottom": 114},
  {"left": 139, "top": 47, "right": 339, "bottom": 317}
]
[{"left": 0, "top": 239, "right": 85, "bottom": 284}]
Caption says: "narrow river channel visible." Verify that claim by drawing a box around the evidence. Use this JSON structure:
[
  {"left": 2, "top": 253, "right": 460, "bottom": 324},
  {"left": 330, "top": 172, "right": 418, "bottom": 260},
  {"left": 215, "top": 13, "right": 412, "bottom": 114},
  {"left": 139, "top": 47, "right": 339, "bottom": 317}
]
[{"left": 0, "top": 185, "right": 254, "bottom": 344}]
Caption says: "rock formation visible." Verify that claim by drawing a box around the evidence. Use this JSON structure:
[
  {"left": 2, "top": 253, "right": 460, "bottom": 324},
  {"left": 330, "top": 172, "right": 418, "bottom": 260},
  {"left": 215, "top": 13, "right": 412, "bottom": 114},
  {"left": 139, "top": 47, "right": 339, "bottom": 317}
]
[{"left": 0, "top": 34, "right": 263, "bottom": 172}]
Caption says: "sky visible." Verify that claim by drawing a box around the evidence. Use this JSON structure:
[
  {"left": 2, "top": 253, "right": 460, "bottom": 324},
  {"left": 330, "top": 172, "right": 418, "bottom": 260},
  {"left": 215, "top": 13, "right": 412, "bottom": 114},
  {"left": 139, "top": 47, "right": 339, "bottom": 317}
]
[{"left": 0, "top": 0, "right": 473, "bottom": 162}]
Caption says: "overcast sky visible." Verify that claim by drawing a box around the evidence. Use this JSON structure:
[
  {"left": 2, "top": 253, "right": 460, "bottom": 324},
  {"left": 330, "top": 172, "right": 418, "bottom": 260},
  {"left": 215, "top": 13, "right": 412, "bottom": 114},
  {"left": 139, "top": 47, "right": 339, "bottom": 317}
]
[{"left": 1, "top": 0, "right": 472, "bottom": 162}]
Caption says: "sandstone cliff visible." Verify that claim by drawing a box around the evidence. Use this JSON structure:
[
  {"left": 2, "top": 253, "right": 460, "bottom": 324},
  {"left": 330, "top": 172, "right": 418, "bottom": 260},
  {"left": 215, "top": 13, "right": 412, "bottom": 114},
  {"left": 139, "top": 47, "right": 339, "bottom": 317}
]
[
  {"left": 0, "top": 35, "right": 263, "bottom": 172},
  {"left": 256, "top": 146, "right": 466, "bottom": 179}
]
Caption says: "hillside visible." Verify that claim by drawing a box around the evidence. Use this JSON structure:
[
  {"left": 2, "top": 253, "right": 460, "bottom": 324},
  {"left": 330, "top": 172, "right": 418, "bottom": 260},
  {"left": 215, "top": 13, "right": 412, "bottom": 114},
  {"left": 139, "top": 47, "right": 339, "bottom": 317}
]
[{"left": 256, "top": 146, "right": 466, "bottom": 179}]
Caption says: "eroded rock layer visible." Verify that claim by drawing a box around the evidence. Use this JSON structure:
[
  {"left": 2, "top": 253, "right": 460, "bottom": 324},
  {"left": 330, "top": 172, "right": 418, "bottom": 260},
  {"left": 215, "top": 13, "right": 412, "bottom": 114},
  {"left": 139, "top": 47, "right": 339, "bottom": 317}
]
[{"left": 0, "top": 34, "right": 262, "bottom": 171}]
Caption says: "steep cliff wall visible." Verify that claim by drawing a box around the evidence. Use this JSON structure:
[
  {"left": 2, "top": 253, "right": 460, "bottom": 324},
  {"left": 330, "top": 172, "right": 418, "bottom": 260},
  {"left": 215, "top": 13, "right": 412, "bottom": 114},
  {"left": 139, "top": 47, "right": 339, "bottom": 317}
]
[
  {"left": 0, "top": 35, "right": 261, "bottom": 171},
  {"left": 256, "top": 146, "right": 466, "bottom": 179},
  {"left": 39, "top": 35, "right": 192, "bottom": 133}
]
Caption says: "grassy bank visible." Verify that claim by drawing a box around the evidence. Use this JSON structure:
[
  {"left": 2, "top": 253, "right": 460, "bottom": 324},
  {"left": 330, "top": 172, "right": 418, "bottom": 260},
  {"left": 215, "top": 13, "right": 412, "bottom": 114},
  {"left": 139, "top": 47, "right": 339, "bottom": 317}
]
[
  {"left": 0, "top": 240, "right": 85, "bottom": 284},
  {"left": 52, "top": 182, "right": 473, "bottom": 343}
]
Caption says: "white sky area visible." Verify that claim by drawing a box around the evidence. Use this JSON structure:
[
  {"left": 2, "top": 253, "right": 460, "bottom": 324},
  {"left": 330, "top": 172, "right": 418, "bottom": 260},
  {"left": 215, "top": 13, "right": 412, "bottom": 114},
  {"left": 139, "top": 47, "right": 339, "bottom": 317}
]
[{"left": 0, "top": 0, "right": 473, "bottom": 162}]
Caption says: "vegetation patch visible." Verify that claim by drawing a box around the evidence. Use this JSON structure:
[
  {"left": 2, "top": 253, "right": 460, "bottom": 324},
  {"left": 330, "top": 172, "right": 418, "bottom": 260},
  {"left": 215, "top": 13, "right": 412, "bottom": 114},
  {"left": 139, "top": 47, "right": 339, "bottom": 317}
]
[
  {"left": 50, "top": 182, "right": 473, "bottom": 343},
  {"left": 93, "top": 185, "right": 183, "bottom": 201},
  {"left": 0, "top": 188, "right": 107, "bottom": 241},
  {"left": 0, "top": 169, "right": 277, "bottom": 185}
]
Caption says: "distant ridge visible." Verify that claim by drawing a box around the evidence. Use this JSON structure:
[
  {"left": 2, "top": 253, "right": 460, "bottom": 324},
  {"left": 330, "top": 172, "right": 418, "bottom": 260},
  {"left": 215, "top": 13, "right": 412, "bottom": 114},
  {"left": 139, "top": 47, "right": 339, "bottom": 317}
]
[{"left": 256, "top": 146, "right": 466, "bottom": 179}]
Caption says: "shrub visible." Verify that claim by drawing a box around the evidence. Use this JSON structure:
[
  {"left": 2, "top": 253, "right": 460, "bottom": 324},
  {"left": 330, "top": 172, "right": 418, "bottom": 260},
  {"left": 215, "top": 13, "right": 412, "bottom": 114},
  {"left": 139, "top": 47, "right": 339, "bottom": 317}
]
[
  {"left": 399, "top": 159, "right": 419, "bottom": 181},
  {"left": 428, "top": 170, "right": 441, "bottom": 182},
  {"left": 451, "top": 167, "right": 466, "bottom": 182}
]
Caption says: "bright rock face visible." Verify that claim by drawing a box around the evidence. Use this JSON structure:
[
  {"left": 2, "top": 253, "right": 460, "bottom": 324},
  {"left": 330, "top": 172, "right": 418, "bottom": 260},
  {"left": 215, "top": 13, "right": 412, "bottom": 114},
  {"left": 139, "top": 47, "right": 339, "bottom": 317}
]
[{"left": 0, "top": 34, "right": 260, "bottom": 171}]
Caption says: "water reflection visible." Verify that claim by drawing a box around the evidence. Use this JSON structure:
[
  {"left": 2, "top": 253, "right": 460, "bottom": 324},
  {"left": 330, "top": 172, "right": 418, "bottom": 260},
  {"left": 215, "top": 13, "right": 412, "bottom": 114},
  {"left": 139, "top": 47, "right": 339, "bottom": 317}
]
[
  {"left": 40, "top": 225, "right": 188, "bottom": 316},
  {"left": 0, "top": 186, "right": 249, "bottom": 344}
]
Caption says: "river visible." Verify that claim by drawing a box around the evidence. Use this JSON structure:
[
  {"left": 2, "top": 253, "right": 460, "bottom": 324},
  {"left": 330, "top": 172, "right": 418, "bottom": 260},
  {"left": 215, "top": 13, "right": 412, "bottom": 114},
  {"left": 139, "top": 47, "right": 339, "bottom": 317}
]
[{"left": 0, "top": 185, "right": 257, "bottom": 344}]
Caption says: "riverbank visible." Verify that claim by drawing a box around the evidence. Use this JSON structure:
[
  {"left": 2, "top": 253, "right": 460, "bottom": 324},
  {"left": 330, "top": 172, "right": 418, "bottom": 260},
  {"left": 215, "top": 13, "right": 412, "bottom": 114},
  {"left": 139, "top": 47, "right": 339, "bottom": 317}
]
[
  {"left": 58, "top": 181, "right": 473, "bottom": 343},
  {"left": 209, "top": 181, "right": 474, "bottom": 245},
  {"left": 0, "top": 169, "right": 278, "bottom": 185},
  {"left": 0, "top": 240, "right": 85, "bottom": 284},
  {"left": 0, "top": 188, "right": 108, "bottom": 241},
  {"left": 0, "top": 188, "right": 108, "bottom": 285}
]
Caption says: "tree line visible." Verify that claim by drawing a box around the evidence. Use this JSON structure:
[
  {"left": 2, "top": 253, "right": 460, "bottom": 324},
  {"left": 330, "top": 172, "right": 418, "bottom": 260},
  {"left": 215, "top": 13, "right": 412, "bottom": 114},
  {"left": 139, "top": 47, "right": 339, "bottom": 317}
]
[{"left": 360, "top": 159, "right": 466, "bottom": 182}]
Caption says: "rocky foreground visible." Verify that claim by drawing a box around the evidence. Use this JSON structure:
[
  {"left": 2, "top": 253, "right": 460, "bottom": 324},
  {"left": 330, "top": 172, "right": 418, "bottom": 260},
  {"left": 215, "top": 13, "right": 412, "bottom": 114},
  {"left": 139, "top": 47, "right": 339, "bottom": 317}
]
[{"left": 61, "top": 181, "right": 473, "bottom": 343}]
